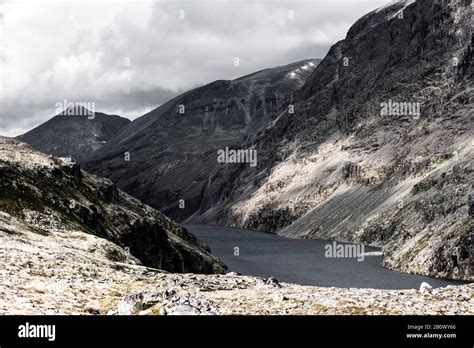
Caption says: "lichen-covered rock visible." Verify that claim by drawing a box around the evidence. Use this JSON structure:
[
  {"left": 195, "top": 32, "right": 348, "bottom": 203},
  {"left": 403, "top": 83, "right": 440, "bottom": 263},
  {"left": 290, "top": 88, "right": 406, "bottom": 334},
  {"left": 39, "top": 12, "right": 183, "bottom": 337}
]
[{"left": 419, "top": 282, "right": 433, "bottom": 294}]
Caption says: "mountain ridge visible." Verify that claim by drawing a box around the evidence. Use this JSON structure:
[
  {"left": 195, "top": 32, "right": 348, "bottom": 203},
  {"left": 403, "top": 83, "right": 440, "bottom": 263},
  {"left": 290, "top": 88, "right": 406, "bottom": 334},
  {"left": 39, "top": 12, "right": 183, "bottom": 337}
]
[{"left": 82, "top": 58, "right": 321, "bottom": 221}]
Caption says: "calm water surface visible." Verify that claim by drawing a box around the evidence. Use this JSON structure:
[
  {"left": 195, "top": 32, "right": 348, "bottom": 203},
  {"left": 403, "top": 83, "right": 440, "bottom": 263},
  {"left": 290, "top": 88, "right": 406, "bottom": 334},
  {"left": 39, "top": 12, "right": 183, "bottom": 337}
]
[{"left": 187, "top": 224, "right": 469, "bottom": 290}]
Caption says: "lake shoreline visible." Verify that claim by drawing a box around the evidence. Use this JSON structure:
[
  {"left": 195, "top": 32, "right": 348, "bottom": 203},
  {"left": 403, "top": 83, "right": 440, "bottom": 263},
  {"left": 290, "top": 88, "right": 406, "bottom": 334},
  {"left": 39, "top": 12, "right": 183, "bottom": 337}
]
[{"left": 186, "top": 224, "right": 470, "bottom": 290}]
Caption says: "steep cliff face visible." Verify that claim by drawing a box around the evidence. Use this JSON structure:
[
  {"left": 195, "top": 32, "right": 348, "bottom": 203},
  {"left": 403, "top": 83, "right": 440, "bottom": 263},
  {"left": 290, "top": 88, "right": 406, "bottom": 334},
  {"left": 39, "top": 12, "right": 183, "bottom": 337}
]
[
  {"left": 83, "top": 60, "right": 319, "bottom": 221},
  {"left": 193, "top": 0, "right": 472, "bottom": 280},
  {"left": 0, "top": 137, "right": 226, "bottom": 274},
  {"left": 19, "top": 109, "right": 130, "bottom": 161}
]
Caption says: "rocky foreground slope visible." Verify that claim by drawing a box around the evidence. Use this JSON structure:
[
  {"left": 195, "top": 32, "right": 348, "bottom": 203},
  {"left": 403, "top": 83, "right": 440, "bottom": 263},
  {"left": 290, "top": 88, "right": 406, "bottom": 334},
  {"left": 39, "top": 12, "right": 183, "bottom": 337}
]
[
  {"left": 1, "top": 213, "right": 472, "bottom": 315},
  {"left": 0, "top": 137, "right": 225, "bottom": 274}
]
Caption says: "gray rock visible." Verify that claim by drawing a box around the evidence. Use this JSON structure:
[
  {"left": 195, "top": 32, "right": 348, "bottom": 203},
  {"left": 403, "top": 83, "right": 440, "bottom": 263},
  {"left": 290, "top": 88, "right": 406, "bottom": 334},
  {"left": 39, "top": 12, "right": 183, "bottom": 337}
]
[
  {"left": 165, "top": 304, "right": 201, "bottom": 316},
  {"left": 419, "top": 282, "right": 433, "bottom": 294},
  {"left": 272, "top": 293, "right": 286, "bottom": 303},
  {"left": 226, "top": 271, "right": 240, "bottom": 276},
  {"left": 265, "top": 277, "right": 280, "bottom": 287},
  {"left": 117, "top": 293, "right": 144, "bottom": 315}
]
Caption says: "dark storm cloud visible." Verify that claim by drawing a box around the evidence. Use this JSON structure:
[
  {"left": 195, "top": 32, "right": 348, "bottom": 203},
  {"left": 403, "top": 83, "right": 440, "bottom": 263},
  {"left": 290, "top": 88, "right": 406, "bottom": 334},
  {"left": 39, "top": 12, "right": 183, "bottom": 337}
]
[{"left": 0, "top": 0, "right": 390, "bottom": 136}]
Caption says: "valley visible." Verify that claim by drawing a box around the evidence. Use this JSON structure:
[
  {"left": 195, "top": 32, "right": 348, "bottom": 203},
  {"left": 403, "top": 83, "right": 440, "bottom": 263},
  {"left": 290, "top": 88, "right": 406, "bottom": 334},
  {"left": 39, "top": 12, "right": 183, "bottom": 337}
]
[{"left": 1, "top": 0, "right": 472, "bottom": 317}]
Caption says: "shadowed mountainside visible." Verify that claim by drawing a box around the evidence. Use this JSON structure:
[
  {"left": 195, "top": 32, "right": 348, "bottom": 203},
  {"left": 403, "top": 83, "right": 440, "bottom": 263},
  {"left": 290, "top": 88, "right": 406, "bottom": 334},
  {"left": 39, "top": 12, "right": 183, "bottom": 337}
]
[
  {"left": 83, "top": 59, "right": 320, "bottom": 221},
  {"left": 19, "top": 108, "right": 130, "bottom": 161},
  {"left": 0, "top": 137, "right": 226, "bottom": 274}
]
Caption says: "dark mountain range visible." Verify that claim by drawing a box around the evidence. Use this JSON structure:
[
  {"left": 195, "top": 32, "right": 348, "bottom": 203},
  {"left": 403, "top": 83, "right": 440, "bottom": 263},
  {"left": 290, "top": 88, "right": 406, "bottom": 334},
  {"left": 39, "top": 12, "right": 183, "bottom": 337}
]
[
  {"left": 83, "top": 59, "right": 320, "bottom": 220},
  {"left": 19, "top": 107, "right": 130, "bottom": 161}
]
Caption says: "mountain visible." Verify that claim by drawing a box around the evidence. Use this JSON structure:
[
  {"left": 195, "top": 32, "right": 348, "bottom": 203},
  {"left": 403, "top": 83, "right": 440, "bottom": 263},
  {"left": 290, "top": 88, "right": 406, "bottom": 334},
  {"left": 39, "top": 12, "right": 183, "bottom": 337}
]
[
  {"left": 192, "top": 0, "right": 473, "bottom": 280},
  {"left": 88, "top": 0, "right": 472, "bottom": 280},
  {"left": 18, "top": 107, "right": 130, "bottom": 161},
  {"left": 83, "top": 59, "right": 320, "bottom": 220},
  {"left": 0, "top": 136, "right": 226, "bottom": 274}
]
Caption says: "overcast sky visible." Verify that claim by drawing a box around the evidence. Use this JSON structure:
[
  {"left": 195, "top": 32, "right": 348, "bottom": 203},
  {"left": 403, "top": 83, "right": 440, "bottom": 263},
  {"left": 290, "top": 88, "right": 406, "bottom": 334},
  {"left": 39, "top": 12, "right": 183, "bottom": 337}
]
[{"left": 0, "top": 0, "right": 391, "bottom": 136}]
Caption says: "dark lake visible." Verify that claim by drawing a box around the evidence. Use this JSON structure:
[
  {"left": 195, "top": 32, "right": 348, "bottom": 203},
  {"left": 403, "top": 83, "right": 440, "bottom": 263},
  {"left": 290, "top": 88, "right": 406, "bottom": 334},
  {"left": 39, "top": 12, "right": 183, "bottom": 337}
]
[{"left": 187, "top": 224, "right": 469, "bottom": 290}]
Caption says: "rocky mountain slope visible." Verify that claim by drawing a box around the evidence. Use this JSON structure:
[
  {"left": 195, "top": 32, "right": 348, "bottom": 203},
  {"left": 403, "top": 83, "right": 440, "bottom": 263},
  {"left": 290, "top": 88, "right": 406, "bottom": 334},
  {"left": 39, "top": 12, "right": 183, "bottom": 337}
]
[
  {"left": 0, "top": 137, "right": 226, "bottom": 274},
  {"left": 194, "top": 0, "right": 473, "bottom": 280},
  {"left": 19, "top": 108, "right": 130, "bottom": 161},
  {"left": 83, "top": 60, "right": 319, "bottom": 221}
]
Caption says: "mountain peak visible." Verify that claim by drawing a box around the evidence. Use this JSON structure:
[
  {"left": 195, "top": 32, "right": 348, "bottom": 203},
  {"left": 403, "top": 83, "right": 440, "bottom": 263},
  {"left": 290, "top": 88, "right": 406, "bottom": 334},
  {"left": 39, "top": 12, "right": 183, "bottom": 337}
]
[{"left": 18, "top": 110, "right": 131, "bottom": 161}]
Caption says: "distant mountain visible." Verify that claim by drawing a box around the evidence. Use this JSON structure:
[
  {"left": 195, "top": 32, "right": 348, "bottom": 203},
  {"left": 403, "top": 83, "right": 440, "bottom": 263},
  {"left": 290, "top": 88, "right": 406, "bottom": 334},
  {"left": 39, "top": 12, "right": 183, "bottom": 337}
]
[
  {"left": 0, "top": 136, "right": 226, "bottom": 274},
  {"left": 83, "top": 59, "right": 320, "bottom": 220},
  {"left": 18, "top": 107, "right": 130, "bottom": 161}
]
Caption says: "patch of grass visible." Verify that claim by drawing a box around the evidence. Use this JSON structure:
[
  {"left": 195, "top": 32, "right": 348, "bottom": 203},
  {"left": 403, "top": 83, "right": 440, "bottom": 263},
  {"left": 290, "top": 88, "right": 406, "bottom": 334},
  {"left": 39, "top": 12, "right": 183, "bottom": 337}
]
[
  {"left": 313, "top": 304, "right": 330, "bottom": 313},
  {"left": 342, "top": 305, "right": 399, "bottom": 315}
]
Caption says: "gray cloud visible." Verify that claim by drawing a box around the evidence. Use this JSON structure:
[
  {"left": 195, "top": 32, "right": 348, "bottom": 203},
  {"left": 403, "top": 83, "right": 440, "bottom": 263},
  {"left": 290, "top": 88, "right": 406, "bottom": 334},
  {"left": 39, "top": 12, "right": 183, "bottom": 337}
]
[{"left": 0, "top": 0, "right": 389, "bottom": 136}]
